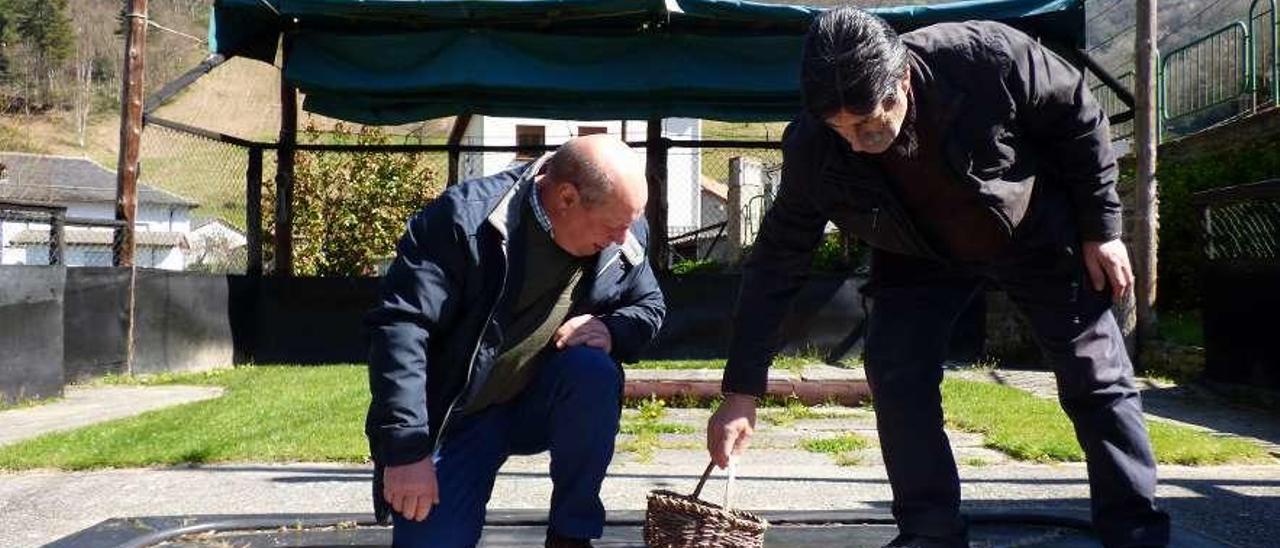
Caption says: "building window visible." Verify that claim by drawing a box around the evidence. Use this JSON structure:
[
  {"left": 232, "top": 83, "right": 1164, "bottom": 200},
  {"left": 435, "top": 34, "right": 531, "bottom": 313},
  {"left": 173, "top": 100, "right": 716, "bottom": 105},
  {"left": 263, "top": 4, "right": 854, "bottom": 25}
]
[
  {"left": 577, "top": 126, "right": 607, "bottom": 136},
  {"left": 515, "top": 125, "right": 546, "bottom": 161}
]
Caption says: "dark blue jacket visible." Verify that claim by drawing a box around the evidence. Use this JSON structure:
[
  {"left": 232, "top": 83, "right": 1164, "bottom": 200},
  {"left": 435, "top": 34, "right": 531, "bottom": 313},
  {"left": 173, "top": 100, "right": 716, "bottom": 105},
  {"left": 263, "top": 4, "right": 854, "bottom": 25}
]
[{"left": 365, "top": 159, "right": 665, "bottom": 473}]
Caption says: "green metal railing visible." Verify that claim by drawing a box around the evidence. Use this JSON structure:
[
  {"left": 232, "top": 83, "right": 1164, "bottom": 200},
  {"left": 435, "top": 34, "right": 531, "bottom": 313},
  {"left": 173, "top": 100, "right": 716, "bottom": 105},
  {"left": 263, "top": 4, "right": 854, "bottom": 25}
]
[
  {"left": 1159, "top": 21, "right": 1251, "bottom": 136},
  {"left": 1250, "top": 0, "right": 1278, "bottom": 109},
  {"left": 1147, "top": 0, "right": 1280, "bottom": 141},
  {"left": 1090, "top": 71, "right": 1135, "bottom": 140}
]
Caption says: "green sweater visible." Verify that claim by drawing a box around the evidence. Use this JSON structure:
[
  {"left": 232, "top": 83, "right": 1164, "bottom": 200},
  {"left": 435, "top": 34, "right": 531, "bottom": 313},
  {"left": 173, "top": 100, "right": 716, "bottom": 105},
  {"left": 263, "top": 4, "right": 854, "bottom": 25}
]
[{"left": 462, "top": 211, "right": 587, "bottom": 414}]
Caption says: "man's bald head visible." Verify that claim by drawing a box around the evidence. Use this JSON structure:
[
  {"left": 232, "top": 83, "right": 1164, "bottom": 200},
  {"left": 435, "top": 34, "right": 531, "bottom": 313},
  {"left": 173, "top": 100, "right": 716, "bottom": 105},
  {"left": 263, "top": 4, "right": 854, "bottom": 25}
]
[
  {"left": 544, "top": 134, "right": 646, "bottom": 209},
  {"left": 538, "top": 134, "right": 649, "bottom": 257}
]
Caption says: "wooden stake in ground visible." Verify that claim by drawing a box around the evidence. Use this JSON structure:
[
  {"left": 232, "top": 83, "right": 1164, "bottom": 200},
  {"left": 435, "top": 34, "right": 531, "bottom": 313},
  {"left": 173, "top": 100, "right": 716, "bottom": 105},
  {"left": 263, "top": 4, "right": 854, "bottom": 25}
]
[{"left": 1134, "top": 0, "right": 1160, "bottom": 354}]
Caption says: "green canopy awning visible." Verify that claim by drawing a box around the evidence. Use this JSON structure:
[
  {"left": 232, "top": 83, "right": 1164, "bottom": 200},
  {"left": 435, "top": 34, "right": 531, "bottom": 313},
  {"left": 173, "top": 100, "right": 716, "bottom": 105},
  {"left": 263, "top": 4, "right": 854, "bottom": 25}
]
[{"left": 208, "top": 0, "right": 1085, "bottom": 124}]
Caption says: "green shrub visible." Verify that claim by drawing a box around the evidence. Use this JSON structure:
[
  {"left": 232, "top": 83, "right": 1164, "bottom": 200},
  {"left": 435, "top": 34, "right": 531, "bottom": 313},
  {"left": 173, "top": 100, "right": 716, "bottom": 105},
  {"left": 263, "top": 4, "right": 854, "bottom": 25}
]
[{"left": 670, "top": 258, "right": 724, "bottom": 275}]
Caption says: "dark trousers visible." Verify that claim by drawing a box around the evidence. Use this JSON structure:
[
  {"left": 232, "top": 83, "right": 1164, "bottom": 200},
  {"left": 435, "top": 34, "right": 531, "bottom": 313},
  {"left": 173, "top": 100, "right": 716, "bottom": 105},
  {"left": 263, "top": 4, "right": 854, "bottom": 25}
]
[
  {"left": 392, "top": 346, "right": 623, "bottom": 548},
  {"left": 864, "top": 240, "right": 1171, "bottom": 547}
]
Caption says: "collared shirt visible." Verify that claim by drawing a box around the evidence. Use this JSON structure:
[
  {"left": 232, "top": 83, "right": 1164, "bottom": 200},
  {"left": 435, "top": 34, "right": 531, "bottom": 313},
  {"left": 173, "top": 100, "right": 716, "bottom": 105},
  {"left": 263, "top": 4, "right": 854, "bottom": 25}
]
[{"left": 525, "top": 155, "right": 555, "bottom": 236}]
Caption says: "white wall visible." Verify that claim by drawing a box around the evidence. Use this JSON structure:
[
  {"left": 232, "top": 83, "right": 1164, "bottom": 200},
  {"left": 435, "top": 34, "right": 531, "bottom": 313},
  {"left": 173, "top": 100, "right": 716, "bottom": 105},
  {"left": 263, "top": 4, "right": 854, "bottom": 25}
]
[
  {"left": 460, "top": 118, "right": 633, "bottom": 181},
  {"left": 16, "top": 244, "right": 184, "bottom": 269},
  {"left": 663, "top": 118, "right": 702, "bottom": 236},
  {"left": 58, "top": 202, "right": 190, "bottom": 233},
  {"left": 457, "top": 117, "right": 702, "bottom": 236}
]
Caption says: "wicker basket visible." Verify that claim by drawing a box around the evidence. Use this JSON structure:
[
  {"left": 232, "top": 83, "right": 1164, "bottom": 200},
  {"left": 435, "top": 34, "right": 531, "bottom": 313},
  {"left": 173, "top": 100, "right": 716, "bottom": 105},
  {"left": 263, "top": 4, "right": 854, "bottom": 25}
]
[{"left": 644, "top": 461, "right": 768, "bottom": 548}]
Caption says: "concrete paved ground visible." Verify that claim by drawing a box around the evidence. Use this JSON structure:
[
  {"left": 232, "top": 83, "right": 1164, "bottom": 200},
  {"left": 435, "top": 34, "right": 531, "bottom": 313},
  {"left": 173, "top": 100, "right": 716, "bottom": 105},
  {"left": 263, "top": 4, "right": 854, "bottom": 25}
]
[
  {"left": 44, "top": 511, "right": 1196, "bottom": 547},
  {"left": 7, "top": 461, "right": 1275, "bottom": 547},
  {"left": 2, "top": 370, "right": 1277, "bottom": 547}
]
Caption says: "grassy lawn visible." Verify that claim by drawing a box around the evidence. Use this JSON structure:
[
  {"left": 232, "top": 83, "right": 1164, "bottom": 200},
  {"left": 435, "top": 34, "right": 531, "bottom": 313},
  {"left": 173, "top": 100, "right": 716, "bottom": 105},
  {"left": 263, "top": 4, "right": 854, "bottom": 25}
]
[
  {"left": 801, "top": 432, "right": 874, "bottom": 467},
  {"left": 0, "top": 366, "right": 1271, "bottom": 470},
  {"left": 801, "top": 433, "right": 872, "bottom": 454},
  {"left": 701, "top": 121, "right": 788, "bottom": 141},
  {"left": 941, "top": 379, "right": 1272, "bottom": 465},
  {"left": 1158, "top": 310, "right": 1205, "bottom": 347},
  {"left": 0, "top": 366, "right": 370, "bottom": 470},
  {"left": 760, "top": 399, "right": 864, "bottom": 427},
  {"left": 0, "top": 395, "right": 63, "bottom": 412},
  {"left": 617, "top": 397, "right": 699, "bottom": 462}
]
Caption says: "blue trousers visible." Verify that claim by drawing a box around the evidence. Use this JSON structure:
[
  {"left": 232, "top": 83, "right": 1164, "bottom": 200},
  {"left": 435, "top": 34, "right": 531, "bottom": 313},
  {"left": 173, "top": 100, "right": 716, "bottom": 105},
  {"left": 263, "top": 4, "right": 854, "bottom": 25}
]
[{"left": 392, "top": 346, "right": 623, "bottom": 548}]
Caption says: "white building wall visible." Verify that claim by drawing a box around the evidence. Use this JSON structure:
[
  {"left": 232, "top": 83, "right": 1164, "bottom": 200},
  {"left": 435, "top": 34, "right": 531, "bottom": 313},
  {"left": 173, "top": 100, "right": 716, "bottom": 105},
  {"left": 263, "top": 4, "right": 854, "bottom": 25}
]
[
  {"left": 151, "top": 246, "right": 185, "bottom": 270},
  {"left": 663, "top": 118, "right": 701, "bottom": 236},
  {"left": 1, "top": 221, "right": 26, "bottom": 264},
  {"left": 456, "top": 116, "right": 702, "bottom": 236},
  {"left": 21, "top": 244, "right": 185, "bottom": 269}
]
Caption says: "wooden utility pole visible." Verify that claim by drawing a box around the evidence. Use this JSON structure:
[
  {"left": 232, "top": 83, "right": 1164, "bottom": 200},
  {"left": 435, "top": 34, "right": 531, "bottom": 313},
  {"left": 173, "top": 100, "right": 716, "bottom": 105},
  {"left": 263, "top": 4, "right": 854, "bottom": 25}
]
[
  {"left": 115, "top": 0, "right": 148, "bottom": 376},
  {"left": 645, "top": 117, "right": 670, "bottom": 272},
  {"left": 115, "top": 0, "right": 148, "bottom": 267},
  {"left": 1135, "top": 0, "right": 1160, "bottom": 352}
]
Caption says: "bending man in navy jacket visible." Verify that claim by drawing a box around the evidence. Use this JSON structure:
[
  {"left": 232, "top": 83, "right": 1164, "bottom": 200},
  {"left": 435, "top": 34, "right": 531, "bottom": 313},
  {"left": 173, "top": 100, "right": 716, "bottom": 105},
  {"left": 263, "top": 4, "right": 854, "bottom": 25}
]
[
  {"left": 367, "top": 134, "right": 666, "bottom": 548},
  {"left": 708, "top": 8, "right": 1169, "bottom": 548}
]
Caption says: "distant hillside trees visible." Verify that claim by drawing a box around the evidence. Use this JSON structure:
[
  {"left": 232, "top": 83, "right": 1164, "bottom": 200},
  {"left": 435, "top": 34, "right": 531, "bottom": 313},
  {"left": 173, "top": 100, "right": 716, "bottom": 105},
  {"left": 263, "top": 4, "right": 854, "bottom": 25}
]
[{"left": 0, "top": 0, "right": 74, "bottom": 111}]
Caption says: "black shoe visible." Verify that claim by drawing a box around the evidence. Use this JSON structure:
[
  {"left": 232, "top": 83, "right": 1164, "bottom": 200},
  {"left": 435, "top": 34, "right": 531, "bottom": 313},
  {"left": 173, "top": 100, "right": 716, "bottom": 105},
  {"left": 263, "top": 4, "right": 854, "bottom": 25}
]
[
  {"left": 545, "top": 529, "right": 593, "bottom": 548},
  {"left": 883, "top": 533, "right": 970, "bottom": 548}
]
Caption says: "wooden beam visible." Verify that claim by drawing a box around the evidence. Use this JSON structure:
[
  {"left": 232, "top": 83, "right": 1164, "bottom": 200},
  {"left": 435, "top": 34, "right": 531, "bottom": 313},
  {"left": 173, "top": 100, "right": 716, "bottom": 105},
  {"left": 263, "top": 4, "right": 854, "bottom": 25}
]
[
  {"left": 275, "top": 35, "right": 298, "bottom": 277},
  {"left": 1190, "top": 178, "right": 1280, "bottom": 204},
  {"left": 143, "top": 54, "right": 227, "bottom": 115},
  {"left": 645, "top": 117, "right": 670, "bottom": 272},
  {"left": 447, "top": 113, "right": 473, "bottom": 187}
]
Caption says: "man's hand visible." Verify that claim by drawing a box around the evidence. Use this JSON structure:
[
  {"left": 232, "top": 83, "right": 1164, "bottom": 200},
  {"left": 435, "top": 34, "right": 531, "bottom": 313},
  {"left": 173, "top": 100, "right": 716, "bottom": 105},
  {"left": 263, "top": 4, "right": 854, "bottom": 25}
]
[
  {"left": 383, "top": 458, "right": 440, "bottom": 522},
  {"left": 554, "top": 314, "right": 612, "bottom": 353},
  {"left": 1082, "top": 239, "right": 1134, "bottom": 301},
  {"left": 707, "top": 393, "right": 757, "bottom": 469}
]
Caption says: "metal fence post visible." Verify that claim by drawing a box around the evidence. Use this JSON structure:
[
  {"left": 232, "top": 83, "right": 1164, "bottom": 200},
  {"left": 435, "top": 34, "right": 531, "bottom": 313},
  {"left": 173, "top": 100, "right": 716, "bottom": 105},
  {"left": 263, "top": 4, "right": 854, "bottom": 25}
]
[
  {"left": 49, "top": 209, "right": 65, "bottom": 266},
  {"left": 646, "top": 117, "right": 670, "bottom": 272},
  {"left": 246, "top": 146, "right": 264, "bottom": 276}
]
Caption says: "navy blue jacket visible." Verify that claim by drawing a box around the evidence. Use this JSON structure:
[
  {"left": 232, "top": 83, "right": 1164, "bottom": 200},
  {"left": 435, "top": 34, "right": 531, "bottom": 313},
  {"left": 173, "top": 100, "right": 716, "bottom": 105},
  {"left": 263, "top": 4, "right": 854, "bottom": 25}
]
[{"left": 365, "top": 160, "right": 666, "bottom": 471}]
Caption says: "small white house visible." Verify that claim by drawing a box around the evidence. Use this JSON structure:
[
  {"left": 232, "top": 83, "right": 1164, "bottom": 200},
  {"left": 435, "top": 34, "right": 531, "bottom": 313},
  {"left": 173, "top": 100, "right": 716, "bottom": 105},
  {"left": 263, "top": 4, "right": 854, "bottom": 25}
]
[
  {"left": 187, "top": 217, "right": 247, "bottom": 271},
  {"left": 0, "top": 152, "right": 197, "bottom": 269},
  {"left": 458, "top": 117, "right": 704, "bottom": 238}
]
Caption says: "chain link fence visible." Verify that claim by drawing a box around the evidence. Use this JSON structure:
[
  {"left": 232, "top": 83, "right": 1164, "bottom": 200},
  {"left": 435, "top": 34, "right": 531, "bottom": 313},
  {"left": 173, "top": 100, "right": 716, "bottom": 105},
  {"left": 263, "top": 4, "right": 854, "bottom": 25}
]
[
  {"left": 667, "top": 122, "right": 786, "bottom": 265},
  {"left": 1197, "top": 181, "right": 1280, "bottom": 262},
  {"left": 138, "top": 123, "right": 261, "bottom": 274},
  {"left": 6, "top": 114, "right": 805, "bottom": 275}
]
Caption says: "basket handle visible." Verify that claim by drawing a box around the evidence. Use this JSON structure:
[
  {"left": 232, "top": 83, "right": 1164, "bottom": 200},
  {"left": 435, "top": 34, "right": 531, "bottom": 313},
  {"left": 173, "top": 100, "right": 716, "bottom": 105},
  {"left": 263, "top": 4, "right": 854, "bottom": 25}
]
[{"left": 690, "top": 459, "right": 739, "bottom": 510}]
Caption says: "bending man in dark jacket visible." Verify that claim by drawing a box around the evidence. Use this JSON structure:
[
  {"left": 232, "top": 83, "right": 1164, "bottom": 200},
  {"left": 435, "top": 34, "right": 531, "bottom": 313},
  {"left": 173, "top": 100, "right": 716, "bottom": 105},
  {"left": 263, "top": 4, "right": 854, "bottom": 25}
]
[
  {"left": 367, "top": 134, "right": 666, "bottom": 548},
  {"left": 707, "top": 8, "right": 1169, "bottom": 548}
]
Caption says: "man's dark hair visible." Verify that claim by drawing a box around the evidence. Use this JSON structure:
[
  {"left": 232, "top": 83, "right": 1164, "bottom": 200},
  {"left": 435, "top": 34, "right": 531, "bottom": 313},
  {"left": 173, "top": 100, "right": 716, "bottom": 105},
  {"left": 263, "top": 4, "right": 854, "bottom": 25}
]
[{"left": 801, "top": 7, "right": 909, "bottom": 119}]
